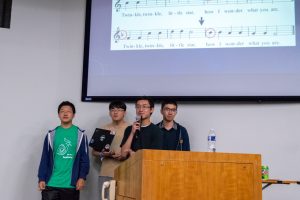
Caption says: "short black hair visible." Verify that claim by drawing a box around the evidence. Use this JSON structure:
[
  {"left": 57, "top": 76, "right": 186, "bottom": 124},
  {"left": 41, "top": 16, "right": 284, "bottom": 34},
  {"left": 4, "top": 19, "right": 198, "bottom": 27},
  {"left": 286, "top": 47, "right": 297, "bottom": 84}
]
[
  {"left": 109, "top": 100, "right": 127, "bottom": 111},
  {"left": 161, "top": 100, "right": 178, "bottom": 110},
  {"left": 135, "top": 96, "right": 154, "bottom": 108},
  {"left": 58, "top": 101, "right": 76, "bottom": 114}
]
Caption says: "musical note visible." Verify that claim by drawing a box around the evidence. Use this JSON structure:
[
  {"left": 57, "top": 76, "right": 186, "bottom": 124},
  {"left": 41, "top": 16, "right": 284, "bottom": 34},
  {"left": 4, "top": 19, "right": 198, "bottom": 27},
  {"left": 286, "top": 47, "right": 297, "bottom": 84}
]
[
  {"left": 217, "top": 30, "right": 222, "bottom": 38},
  {"left": 228, "top": 26, "right": 232, "bottom": 35},
  {"left": 238, "top": 27, "right": 243, "bottom": 35},
  {"left": 124, "top": 1, "right": 129, "bottom": 10},
  {"left": 158, "top": 31, "right": 162, "bottom": 40},
  {"left": 137, "top": 31, "right": 142, "bottom": 39},
  {"left": 179, "top": 29, "right": 184, "bottom": 39},
  {"left": 136, "top": 1, "right": 140, "bottom": 9},
  {"left": 250, "top": 26, "right": 256, "bottom": 35},
  {"left": 169, "top": 29, "right": 175, "bottom": 39},
  {"left": 147, "top": 31, "right": 152, "bottom": 40},
  {"left": 205, "top": 28, "right": 216, "bottom": 38},
  {"left": 263, "top": 26, "right": 268, "bottom": 35}
]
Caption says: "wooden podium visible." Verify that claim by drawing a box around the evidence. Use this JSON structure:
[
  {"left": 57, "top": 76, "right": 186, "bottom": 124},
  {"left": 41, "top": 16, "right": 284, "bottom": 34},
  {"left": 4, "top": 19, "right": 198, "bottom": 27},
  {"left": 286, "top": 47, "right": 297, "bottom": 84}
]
[{"left": 114, "top": 150, "right": 262, "bottom": 200}]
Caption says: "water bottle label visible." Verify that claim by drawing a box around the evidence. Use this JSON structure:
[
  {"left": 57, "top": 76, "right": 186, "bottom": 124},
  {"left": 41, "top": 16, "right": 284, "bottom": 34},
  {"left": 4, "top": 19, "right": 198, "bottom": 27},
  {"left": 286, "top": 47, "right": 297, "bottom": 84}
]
[
  {"left": 262, "top": 165, "right": 269, "bottom": 180},
  {"left": 208, "top": 136, "right": 216, "bottom": 141}
]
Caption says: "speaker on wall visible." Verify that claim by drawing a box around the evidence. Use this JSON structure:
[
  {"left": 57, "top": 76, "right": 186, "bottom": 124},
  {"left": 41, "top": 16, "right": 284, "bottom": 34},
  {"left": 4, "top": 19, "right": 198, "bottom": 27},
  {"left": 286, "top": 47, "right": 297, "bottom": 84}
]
[{"left": 0, "top": 0, "right": 12, "bottom": 29}]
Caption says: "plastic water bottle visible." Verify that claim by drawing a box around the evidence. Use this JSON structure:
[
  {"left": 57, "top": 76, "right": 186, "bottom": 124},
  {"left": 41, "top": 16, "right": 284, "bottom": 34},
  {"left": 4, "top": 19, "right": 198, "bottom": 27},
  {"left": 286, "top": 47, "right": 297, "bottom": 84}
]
[{"left": 208, "top": 129, "right": 216, "bottom": 152}]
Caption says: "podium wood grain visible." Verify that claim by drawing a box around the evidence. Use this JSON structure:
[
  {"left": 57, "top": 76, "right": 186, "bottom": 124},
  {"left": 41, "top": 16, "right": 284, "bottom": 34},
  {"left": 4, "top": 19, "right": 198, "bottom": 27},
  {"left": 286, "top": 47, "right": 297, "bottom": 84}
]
[{"left": 114, "top": 150, "right": 261, "bottom": 200}]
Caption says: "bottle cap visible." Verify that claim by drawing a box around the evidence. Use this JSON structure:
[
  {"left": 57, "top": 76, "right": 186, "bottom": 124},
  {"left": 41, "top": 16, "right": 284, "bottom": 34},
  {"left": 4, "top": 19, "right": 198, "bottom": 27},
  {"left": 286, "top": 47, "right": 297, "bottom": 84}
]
[{"left": 209, "top": 128, "right": 215, "bottom": 132}]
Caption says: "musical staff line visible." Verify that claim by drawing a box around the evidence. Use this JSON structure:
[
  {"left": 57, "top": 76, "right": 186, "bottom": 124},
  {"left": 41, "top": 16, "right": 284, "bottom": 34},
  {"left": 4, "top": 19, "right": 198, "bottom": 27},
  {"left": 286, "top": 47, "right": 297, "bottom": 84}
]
[
  {"left": 114, "top": 0, "right": 294, "bottom": 12},
  {"left": 113, "top": 25, "right": 295, "bottom": 42}
]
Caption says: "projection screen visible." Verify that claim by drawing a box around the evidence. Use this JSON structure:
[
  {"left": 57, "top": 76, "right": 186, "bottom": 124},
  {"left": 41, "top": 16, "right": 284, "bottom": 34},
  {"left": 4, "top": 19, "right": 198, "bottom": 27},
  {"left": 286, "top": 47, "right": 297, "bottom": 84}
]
[{"left": 82, "top": 0, "right": 300, "bottom": 101}]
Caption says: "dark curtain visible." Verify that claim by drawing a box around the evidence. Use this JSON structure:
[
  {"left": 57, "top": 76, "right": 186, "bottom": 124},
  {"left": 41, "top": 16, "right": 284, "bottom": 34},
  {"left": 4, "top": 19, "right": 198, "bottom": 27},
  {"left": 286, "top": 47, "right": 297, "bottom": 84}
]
[{"left": 0, "top": 0, "right": 12, "bottom": 28}]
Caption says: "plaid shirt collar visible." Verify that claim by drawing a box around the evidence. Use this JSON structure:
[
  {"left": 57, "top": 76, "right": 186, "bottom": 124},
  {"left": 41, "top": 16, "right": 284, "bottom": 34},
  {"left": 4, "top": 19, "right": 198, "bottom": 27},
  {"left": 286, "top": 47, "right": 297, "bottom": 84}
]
[{"left": 158, "top": 120, "right": 178, "bottom": 130}]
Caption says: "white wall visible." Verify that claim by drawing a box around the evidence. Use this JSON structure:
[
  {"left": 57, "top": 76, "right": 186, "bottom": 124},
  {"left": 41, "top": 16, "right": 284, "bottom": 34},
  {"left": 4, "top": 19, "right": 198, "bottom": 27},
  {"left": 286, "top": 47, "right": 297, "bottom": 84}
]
[{"left": 0, "top": 0, "right": 299, "bottom": 199}]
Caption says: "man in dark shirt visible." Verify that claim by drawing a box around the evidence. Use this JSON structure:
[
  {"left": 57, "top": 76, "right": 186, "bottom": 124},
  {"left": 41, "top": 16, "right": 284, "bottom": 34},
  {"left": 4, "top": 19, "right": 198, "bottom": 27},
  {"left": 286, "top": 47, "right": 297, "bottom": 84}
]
[
  {"left": 121, "top": 97, "right": 163, "bottom": 158},
  {"left": 157, "top": 100, "right": 190, "bottom": 151}
]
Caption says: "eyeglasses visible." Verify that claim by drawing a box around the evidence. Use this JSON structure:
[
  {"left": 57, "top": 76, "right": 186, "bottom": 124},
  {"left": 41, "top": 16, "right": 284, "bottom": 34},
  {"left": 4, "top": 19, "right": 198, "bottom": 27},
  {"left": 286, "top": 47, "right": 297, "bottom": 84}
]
[
  {"left": 164, "top": 108, "right": 177, "bottom": 113},
  {"left": 59, "top": 110, "right": 73, "bottom": 114},
  {"left": 135, "top": 105, "right": 151, "bottom": 110},
  {"left": 110, "top": 108, "right": 125, "bottom": 112}
]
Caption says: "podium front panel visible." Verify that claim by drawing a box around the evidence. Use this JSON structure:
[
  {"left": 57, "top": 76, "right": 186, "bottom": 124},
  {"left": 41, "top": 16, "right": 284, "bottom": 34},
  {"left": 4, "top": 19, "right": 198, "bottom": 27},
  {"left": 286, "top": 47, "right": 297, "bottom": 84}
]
[{"left": 115, "top": 150, "right": 261, "bottom": 200}]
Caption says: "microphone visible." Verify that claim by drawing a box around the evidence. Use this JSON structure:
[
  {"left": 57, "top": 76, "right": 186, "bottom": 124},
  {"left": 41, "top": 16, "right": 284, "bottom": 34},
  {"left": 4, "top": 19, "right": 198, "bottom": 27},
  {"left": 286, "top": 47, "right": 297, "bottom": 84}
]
[
  {"left": 135, "top": 115, "right": 142, "bottom": 124},
  {"left": 135, "top": 115, "right": 142, "bottom": 138}
]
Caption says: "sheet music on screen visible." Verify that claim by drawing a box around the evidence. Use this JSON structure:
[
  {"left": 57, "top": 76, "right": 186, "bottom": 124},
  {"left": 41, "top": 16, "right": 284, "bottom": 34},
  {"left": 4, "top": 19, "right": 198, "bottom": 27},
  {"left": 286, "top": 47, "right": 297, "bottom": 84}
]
[
  {"left": 83, "top": 0, "right": 300, "bottom": 100},
  {"left": 111, "top": 0, "right": 295, "bottom": 50}
]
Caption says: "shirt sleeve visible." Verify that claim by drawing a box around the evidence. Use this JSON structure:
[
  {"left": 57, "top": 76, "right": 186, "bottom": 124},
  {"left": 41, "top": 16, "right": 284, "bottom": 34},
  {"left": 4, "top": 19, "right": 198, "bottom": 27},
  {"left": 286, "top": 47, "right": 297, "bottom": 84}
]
[
  {"left": 182, "top": 127, "right": 190, "bottom": 151},
  {"left": 38, "top": 134, "right": 50, "bottom": 182},
  {"left": 120, "top": 125, "right": 131, "bottom": 147},
  {"left": 79, "top": 134, "right": 90, "bottom": 179}
]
